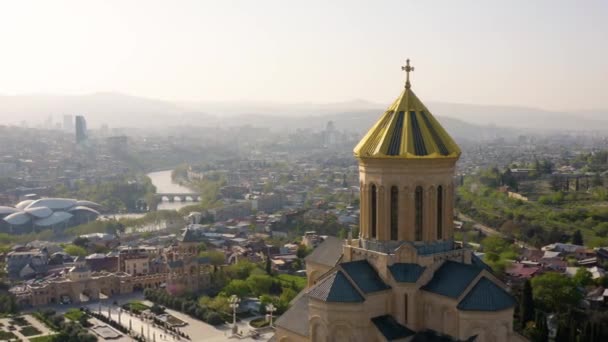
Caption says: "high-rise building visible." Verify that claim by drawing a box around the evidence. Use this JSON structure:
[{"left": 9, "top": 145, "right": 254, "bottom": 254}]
[
  {"left": 275, "top": 60, "right": 521, "bottom": 342},
  {"left": 63, "top": 115, "right": 73, "bottom": 132},
  {"left": 75, "top": 115, "right": 87, "bottom": 143}
]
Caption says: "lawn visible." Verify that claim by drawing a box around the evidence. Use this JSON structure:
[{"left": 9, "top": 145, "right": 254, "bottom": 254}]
[
  {"left": 19, "top": 325, "right": 42, "bottom": 336},
  {"left": 123, "top": 301, "right": 150, "bottom": 313},
  {"left": 10, "top": 316, "right": 29, "bottom": 327},
  {"left": 0, "top": 330, "right": 17, "bottom": 340},
  {"left": 64, "top": 308, "right": 85, "bottom": 321}
]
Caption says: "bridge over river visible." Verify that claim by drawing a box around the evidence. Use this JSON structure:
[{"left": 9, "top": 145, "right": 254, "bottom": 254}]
[{"left": 147, "top": 170, "right": 199, "bottom": 210}]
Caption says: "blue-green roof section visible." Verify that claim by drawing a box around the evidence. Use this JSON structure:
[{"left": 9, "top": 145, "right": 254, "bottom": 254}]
[
  {"left": 457, "top": 277, "right": 516, "bottom": 311},
  {"left": 421, "top": 261, "right": 482, "bottom": 298},
  {"left": 371, "top": 315, "right": 415, "bottom": 341},
  {"left": 308, "top": 270, "right": 364, "bottom": 303},
  {"left": 340, "top": 260, "right": 391, "bottom": 293},
  {"left": 389, "top": 263, "right": 426, "bottom": 283}
]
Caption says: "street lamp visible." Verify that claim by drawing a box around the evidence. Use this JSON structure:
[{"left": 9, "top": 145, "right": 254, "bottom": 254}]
[
  {"left": 266, "top": 304, "right": 276, "bottom": 328},
  {"left": 229, "top": 295, "right": 240, "bottom": 335}
]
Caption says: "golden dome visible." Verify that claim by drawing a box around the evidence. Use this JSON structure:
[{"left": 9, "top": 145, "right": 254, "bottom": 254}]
[{"left": 353, "top": 60, "right": 461, "bottom": 160}]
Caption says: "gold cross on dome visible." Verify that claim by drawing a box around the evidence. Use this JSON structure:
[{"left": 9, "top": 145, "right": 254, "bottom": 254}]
[{"left": 401, "top": 59, "right": 415, "bottom": 89}]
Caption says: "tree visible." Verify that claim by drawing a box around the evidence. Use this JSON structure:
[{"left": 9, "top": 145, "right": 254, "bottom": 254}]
[
  {"left": 72, "top": 237, "right": 89, "bottom": 248},
  {"left": 246, "top": 274, "right": 274, "bottom": 296},
  {"left": 571, "top": 229, "right": 584, "bottom": 245},
  {"left": 63, "top": 244, "right": 87, "bottom": 257},
  {"left": 531, "top": 272, "right": 582, "bottom": 313},
  {"left": 520, "top": 280, "right": 535, "bottom": 328},
  {"left": 265, "top": 256, "right": 272, "bottom": 275},
  {"left": 573, "top": 267, "right": 593, "bottom": 287},
  {"left": 199, "top": 251, "right": 225, "bottom": 266},
  {"left": 296, "top": 245, "right": 310, "bottom": 259},
  {"left": 222, "top": 279, "right": 250, "bottom": 297}
]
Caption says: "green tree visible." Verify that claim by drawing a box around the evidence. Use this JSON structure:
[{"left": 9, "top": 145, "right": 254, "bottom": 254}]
[
  {"left": 520, "top": 279, "right": 535, "bottom": 329},
  {"left": 531, "top": 272, "right": 582, "bottom": 313},
  {"left": 63, "top": 244, "right": 87, "bottom": 257},
  {"left": 572, "top": 229, "right": 584, "bottom": 245},
  {"left": 573, "top": 267, "right": 593, "bottom": 287},
  {"left": 199, "top": 251, "right": 225, "bottom": 266},
  {"left": 222, "top": 279, "right": 250, "bottom": 297},
  {"left": 246, "top": 274, "right": 274, "bottom": 296},
  {"left": 265, "top": 256, "right": 272, "bottom": 275}
]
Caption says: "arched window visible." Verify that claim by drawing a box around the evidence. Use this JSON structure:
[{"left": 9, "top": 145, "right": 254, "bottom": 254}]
[
  {"left": 437, "top": 186, "right": 443, "bottom": 239},
  {"left": 390, "top": 186, "right": 398, "bottom": 240},
  {"left": 404, "top": 293, "right": 409, "bottom": 323},
  {"left": 415, "top": 186, "right": 423, "bottom": 241},
  {"left": 371, "top": 185, "right": 377, "bottom": 239}
]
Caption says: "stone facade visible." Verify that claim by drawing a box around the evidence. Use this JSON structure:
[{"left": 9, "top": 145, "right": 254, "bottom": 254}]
[{"left": 11, "top": 229, "right": 211, "bottom": 307}]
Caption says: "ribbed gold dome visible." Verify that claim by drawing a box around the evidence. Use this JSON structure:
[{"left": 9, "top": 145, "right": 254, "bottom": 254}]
[{"left": 354, "top": 67, "right": 461, "bottom": 159}]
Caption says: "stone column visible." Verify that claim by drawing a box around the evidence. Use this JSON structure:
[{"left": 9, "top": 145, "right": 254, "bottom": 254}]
[
  {"left": 424, "top": 186, "right": 434, "bottom": 242},
  {"left": 377, "top": 186, "right": 387, "bottom": 240},
  {"left": 398, "top": 186, "right": 409, "bottom": 240},
  {"left": 360, "top": 183, "right": 368, "bottom": 239},
  {"left": 446, "top": 183, "right": 455, "bottom": 239},
  {"left": 406, "top": 186, "right": 416, "bottom": 241}
]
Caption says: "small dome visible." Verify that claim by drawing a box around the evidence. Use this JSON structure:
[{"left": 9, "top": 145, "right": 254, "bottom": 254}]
[
  {"left": 75, "top": 200, "right": 102, "bottom": 209},
  {"left": 25, "top": 206, "right": 53, "bottom": 219},
  {"left": 15, "top": 200, "right": 35, "bottom": 210},
  {"left": 34, "top": 211, "right": 73, "bottom": 227},
  {"left": 26, "top": 198, "right": 77, "bottom": 211},
  {"left": 0, "top": 206, "right": 19, "bottom": 215},
  {"left": 69, "top": 206, "right": 100, "bottom": 216},
  {"left": 4, "top": 212, "right": 31, "bottom": 225}
]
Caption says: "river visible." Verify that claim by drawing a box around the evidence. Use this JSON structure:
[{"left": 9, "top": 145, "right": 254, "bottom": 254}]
[{"left": 147, "top": 170, "right": 197, "bottom": 211}]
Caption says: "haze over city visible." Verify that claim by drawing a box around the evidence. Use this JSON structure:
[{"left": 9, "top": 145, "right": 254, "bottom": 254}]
[
  {"left": 0, "top": 2, "right": 608, "bottom": 342},
  {"left": 1, "top": 0, "right": 607, "bottom": 128}
]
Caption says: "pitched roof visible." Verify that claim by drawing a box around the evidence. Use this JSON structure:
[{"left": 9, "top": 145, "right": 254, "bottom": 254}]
[
  {"left": 274, "top": 293, "right": 310, "bottom": 337},
  {"left": 180, "top": 228, "right": 199, "bottom": 243},
  {"left": 457, "top": 277, "right": 516, "bottom": 312},
  {"left": 471, "top": 253, "right": 493, "bottom": 273},
  {"left": 421, "top": 261, "right": 482, "bottom": 298},
  {"left": 353, "top": 82, "right": 460, "bottom": 160},
  {"left": 305, "top": 236, "right": 343, "bottom": 267},
  {"left": 307, "top": 270, "right": 364, "bottom": 303},
  {"left": 340, "top": 260, "right": 391, "bottom": 293},
  {"left": 371, "top": 315, "right": 415, "bottom": 341},
  {"left": 388, "top": 263, "right": 426, "bottom": 283}
]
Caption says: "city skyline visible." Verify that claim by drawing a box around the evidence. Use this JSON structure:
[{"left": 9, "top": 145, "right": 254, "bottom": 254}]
[{"left": 0, "top": 0, "right": 606, "bottom": 112}]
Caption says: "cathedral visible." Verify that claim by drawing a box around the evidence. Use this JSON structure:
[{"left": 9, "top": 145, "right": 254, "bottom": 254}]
[{"left": 274, "top": 61, "right": 524, "bottom": 342}]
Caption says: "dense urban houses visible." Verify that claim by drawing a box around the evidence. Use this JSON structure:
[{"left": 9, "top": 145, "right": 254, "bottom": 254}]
[{"left": 275, "top": 62, "right": 522, "bottom": 342}]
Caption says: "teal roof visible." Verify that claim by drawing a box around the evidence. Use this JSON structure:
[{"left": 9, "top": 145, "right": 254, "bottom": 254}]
[
  {"left": 457, "top": 277, "right": 516, "bottom": 311},
  {"left": 413, "top": 240, "right": 454, "bottom": 255},
  {"left": 340, "top": 260, "right": 391, "bottom": 293},
  {"left": 388, "top": 263, "right": 426, "bottom": 283},
  {"left": 471, "top": 253, "right": 493, "bottom": 273},
  {"left": 308, "top": 270, "right": 364, "bottom": 303},
  {"left": 421, "top": 261, "right": 482, "bottom": 298},
  {"left": 371, "top": 315, "right": 414, "bottom": 341}
]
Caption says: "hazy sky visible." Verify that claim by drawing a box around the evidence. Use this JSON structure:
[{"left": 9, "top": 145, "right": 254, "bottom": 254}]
[{"left": 1, "top": 0, "right": 606, "bottom": 111}]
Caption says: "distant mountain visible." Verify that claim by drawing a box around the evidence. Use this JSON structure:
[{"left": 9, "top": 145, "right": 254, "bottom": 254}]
[{"left": 0, "top": 92, "right": 606, "bottom": 134}]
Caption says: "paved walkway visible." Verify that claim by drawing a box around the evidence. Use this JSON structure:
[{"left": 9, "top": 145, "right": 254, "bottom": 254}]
[{"left": 85, "top": 300, "right": 273, "bottom": 342}]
